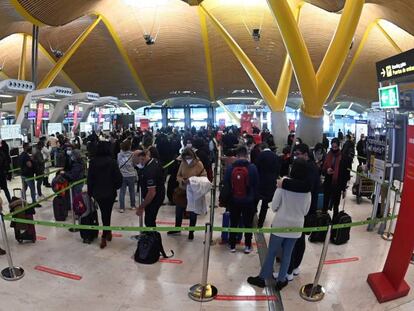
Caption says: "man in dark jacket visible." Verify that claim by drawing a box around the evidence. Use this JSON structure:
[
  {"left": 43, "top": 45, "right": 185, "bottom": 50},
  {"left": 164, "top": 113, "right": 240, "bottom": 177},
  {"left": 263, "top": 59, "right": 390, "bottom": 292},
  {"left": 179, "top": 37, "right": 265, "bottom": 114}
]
[
  {"left": 223, "top": 146, "right": 259, "bottom": 254},
  {"left": 256, "top": 143, "right": 280, "bottom": 228},
  {"left": 279, "top": 143, "right": 320, "bottom": 281},
  {"left": 356, "top": 133, "right": 367, "bottom": 166},
  {"left": 341, "top": 134, "right": 355, "bottom": 182},
  {"left": 19, "top": 143, "right": 39, "bottom": 206}
]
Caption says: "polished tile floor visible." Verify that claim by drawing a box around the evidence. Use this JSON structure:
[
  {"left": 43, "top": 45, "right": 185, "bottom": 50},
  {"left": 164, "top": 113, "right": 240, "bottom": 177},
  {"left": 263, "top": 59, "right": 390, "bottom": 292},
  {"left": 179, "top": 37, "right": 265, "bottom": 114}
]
[{"left": 0, "top": 175, "right": 412, "bottom": 311}]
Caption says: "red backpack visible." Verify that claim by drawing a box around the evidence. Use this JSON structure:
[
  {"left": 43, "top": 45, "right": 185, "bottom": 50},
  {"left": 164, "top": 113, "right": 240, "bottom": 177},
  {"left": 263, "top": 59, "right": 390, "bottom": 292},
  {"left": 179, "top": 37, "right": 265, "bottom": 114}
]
[{"left": 231, "top": 165, "right": 249, "bottom": 199}]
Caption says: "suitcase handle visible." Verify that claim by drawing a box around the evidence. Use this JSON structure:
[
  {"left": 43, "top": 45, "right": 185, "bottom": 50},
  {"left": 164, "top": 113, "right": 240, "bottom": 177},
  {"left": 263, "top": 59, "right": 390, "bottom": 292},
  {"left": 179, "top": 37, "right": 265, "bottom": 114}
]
[{"left": 13, "top": 188, "right": 23, "bottom": 199}]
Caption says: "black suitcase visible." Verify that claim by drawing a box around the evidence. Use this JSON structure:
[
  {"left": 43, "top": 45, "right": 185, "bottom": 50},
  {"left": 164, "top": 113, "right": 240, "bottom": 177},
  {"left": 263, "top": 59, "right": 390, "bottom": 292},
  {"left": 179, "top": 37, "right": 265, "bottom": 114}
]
[
  {"left": 308, "top": 212, "right": 332, "bottom": 243},
  {"left": 53, "top": 196, "right": 69, "bottom": 221},
  {"left": 10, "top": 189, "right": 37, "bottom": 243},
  {"left": 80, "top": 210, "right": 99, "bottom": 243},
  {"left": 330, "top": 198, "right": 352, "bottom": 245}
]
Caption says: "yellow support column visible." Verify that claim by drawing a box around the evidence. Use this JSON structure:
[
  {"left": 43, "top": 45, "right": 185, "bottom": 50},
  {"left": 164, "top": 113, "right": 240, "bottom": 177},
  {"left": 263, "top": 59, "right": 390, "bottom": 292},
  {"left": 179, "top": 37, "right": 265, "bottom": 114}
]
[
  {"left": 16, "top": 34, "right": 28, "bottom": 117},
  {"left": 200, "top": 4, "right": 280, "bottom": 112},
  {"left": 266, "top": 0, "right": 365, "bottom": 116},
  {"left": 198, "top": 7, "right": 215, "bottom": 101},
  {"left": 331, "top": 19, "right": 403, "bottom": 102},
  {"left": 216, "top": 100, "right": 240, "bottom": 125},
  {"left": 37, "top": 16, "right": 102, "bottom": 90}
]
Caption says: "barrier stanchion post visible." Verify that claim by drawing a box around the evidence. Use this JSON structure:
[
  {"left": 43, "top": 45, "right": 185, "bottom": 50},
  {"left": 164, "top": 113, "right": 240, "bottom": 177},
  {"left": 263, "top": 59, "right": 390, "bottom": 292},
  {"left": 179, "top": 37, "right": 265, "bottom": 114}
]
[
  {"left": 138, "top": 187, "right": 143, "bottom": 229},
  {"left": 368, "top": 182, "right": 381, "bottom": 231},
  {"left": 381, "top": 183, "right": 401, "bottom": 241},
  {"left": 209, "top": 165, "right": 218, "bottom": 245},
  {"left": 0, "top": 213, "right": 25, "bottom": 281},
  {"left": 68, "top": 185, "right": 79, "bottom": 233},
  {"left": 299, "top": 225, "right": 332, "bottom": 302},
  {"left": 188, "top": 223, "right": 218, "bottom": 302}
]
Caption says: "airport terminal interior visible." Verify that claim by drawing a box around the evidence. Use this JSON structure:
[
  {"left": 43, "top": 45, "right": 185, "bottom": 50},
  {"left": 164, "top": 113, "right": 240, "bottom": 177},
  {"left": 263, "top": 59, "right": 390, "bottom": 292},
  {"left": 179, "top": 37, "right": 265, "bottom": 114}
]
[{"left": 0, "top": 0, "right": 413, "bottom": 310}]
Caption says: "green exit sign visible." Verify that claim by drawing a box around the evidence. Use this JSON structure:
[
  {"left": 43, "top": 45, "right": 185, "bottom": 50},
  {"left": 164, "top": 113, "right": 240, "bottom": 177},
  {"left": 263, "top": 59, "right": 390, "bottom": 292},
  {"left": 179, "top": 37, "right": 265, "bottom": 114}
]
[{"left": 378, "top": 85, "right": 400, "bottom": 109}]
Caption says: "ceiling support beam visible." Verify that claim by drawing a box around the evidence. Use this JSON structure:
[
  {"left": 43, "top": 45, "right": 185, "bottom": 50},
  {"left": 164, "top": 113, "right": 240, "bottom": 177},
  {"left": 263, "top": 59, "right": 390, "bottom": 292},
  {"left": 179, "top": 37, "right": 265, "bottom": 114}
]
[
  {"left": 330, "top": 19, "right": 403, "bottom": 102},
  {"left": 198, "top": 6, "right": 215, "bottom": 102},
  {"left": 200, "top": 3, "right": 281, "bottom": 112},
  {"left": 38, "top": 16, "right": 102, "bottom": 89},
  {"left": 216, "top": 100, "right": 240, "bottom": 124},
  {"left": 16, "top": 34, "right": 28, "bottom": 117},
  {"left": 266, "top": 0, "right": 364, "bottom": 117},
  {"left": 9, "top": 0, "right": 45, "bottom": 27}
]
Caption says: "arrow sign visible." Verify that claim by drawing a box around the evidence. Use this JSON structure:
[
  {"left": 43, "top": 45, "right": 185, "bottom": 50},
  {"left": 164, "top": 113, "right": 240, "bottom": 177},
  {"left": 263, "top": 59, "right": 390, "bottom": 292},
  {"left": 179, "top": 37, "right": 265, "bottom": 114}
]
[{"left": 381, "top": 68, "right": 386, "bottom": 77}]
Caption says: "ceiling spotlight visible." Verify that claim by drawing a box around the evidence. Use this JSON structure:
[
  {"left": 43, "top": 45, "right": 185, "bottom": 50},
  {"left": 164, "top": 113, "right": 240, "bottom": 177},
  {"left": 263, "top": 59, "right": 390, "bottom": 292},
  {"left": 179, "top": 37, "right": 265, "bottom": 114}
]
[
  {"left": 144, "top": 34, "right": 155, "bottom": 45},
  {"left": 51, "top": 48, "right": 64, "bottom": 58},
  {"left": 252, "top": 29, "right": 261, "bottom": 41}
]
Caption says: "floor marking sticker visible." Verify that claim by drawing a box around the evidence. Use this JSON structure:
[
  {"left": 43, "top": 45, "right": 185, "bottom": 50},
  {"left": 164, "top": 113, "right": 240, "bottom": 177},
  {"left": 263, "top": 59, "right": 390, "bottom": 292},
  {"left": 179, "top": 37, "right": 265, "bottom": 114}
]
[
  {"left": 215, "top": 295, "right": 277, "bottom": 301},
  {"left": 324, "top": 257, "right": 359, "bottom": 265},
  {"left": 159, "top": 259, "right": 183, "bottom": 264},
  {"left": 37, "top": 236, "right": 47, "bottom": 241},
  {"left": 34, "top": 266, "right": 82, "bottom": 280}
]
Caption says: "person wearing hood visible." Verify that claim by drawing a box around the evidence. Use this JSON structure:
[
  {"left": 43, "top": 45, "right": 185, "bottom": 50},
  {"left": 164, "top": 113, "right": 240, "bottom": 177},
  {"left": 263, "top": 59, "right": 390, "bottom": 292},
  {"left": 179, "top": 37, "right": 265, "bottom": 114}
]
[
  {"left": 61, "top": 149, "right": 85, "bottom": 197},
  {"left": 117, "top": 139, "right": 137, "bottom": 212},
  {"left": 322, "top": 138, "right": 348, "bottom": 218},
  {"left": 168, "top": 148, "right": 206, "bottom": 240},
  {"left": 87, "top": 141, "right": 123, "bottom": 249}
]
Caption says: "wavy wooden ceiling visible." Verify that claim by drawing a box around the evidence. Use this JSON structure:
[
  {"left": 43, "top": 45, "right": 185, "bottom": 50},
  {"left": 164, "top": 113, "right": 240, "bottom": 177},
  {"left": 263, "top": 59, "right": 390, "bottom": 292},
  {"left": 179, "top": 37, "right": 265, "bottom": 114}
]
[{"left": 0, "top": 0, "right": 413, "bottom": 106}]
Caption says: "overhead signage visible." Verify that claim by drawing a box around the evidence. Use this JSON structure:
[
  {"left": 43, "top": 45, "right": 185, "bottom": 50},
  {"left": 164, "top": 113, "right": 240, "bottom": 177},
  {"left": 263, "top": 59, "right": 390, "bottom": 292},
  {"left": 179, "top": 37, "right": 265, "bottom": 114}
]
[
  {"left": 35, "top": 103, "right": 44, "bottom": 138},
  {"left": 376, "top": 48, "right": 414, "bottom": 82},
  {"left": 0, "top": 125, "right": 21, "bottom": 140},
  {"left": 379, "top": 85, "right": 399, "bottom": 109},
  {"left": 48, "top": 123, "right": 62, "bottom": 136}
]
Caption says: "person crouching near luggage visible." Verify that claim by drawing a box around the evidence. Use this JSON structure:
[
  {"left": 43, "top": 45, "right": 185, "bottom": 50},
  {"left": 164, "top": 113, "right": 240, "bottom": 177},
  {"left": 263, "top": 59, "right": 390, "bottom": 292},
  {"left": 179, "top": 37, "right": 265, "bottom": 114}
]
[
  {"left": 224, "top": 146, "right": 259, "bottom": 254},
  {"left": 248, "top": 158, "right": 311, "bottom": 290},
  {"left": 167, "top": 148, "right": 207, "bottom": 240},
  {"left": 0, "top": 197, "right": 6, "bottom": 255},
  {"left": 87, "top": 142, "right": 123, "bottom": 249}
]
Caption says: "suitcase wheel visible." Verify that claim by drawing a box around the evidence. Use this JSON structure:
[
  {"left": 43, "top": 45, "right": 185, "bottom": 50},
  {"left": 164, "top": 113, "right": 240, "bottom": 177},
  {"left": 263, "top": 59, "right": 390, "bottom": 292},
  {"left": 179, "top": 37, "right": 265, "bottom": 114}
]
[{"left": 17, "top": 240, "right": 23, "bottom": 244}]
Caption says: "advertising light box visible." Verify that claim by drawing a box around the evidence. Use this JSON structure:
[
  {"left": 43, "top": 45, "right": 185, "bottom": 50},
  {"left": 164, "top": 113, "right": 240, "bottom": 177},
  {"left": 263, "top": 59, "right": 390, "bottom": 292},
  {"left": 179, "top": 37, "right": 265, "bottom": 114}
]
[
  {"left": 0, "top": 125, "right": 21, "bottom": 140},
  {"left": 48, "top": 123, "right": 62, "bottom": 135}
]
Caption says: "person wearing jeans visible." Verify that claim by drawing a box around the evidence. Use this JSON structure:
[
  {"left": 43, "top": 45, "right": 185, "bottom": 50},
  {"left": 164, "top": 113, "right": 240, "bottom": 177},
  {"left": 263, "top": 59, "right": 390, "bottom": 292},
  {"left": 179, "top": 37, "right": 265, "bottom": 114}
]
[
  {"left": 248, "top": 159, "right": 311, "bottom": 291},
  {"left": 117, "top": 140, "right": 136, "bottom": 212}
]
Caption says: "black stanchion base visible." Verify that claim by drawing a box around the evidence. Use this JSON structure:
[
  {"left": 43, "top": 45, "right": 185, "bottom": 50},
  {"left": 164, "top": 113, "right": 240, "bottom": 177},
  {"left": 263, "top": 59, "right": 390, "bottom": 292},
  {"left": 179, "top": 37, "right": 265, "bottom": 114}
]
[
  {"left": 299, "top": 284, "right": 325, "bottom": 302},
  {"left": 68, "top": 228, "right": 79, "bottom": 233},
  {"left": 188, "top": 283, "right": 218, "bottom": 302},
  {"left": 1, "top": 267, "right": 25, "bottom": 281}
]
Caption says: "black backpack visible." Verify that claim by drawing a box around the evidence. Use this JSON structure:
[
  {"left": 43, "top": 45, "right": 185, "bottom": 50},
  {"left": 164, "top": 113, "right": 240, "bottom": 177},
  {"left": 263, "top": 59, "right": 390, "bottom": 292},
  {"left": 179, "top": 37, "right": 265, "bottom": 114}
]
[
  {"left": 331, "top": 211, "right": 352, "bottom": 245},
  {"left": 134, "top": 232, "right": 174, "bottom": 264}
]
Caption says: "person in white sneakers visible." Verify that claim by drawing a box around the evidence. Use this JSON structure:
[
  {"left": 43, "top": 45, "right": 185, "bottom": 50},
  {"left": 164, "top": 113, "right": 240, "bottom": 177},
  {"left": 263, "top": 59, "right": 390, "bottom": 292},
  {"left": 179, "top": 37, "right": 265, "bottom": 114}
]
[{"left": 247, "top": 158, "right": 311, "bottom": 290}]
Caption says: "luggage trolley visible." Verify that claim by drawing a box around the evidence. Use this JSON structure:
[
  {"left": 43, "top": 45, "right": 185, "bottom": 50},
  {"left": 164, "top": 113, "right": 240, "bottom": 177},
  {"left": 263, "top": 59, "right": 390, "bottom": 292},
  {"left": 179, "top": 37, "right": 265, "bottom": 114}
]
[{"left": 352, "top": 165, "right": 375, "bottom": 204}]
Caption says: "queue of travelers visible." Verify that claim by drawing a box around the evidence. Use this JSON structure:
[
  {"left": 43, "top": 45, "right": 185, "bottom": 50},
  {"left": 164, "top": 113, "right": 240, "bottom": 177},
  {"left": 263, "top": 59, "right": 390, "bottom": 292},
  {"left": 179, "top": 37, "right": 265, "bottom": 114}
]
[{"left": 0, "top": 124, "right": 359, "bottom": 294}]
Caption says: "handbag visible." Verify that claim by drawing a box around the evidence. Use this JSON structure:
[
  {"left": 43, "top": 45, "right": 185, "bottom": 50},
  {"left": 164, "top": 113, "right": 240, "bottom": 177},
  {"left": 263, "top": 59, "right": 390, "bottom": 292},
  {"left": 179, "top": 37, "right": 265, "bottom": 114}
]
[{"left": 173, "top": 187, "right": 187, "bottom": 207}]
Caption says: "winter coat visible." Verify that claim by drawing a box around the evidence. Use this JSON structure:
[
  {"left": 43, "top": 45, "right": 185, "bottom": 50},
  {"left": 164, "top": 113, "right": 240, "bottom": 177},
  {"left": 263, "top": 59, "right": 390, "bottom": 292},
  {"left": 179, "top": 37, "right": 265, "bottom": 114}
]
[
  {"left": 177, "top": 159, "right": 206, "bottom": 190},
  {"left": 87, "top": 156, "right": 122, "bottom": 200}
]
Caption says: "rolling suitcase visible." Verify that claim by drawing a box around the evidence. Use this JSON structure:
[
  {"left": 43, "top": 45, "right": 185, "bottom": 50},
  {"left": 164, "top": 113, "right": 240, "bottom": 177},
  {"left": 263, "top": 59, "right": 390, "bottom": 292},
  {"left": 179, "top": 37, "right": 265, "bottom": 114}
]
[
  {"left": 221, "top": 211, "right": 243, "bottom": 243},
  {"left": 331, "top": 195, "right": 352, "bottom": 245},
  {"left": 53, "top": 196, "right": 69, "bottom": 221},
  {"left": 10, "top": 188, "right": 36, "bottom": 243},
  {"left": 80, "top": 210, "right": 99, "bottom": 243},
  {"left": 308, "top": 212, "right": 331, "bottom": 243}
]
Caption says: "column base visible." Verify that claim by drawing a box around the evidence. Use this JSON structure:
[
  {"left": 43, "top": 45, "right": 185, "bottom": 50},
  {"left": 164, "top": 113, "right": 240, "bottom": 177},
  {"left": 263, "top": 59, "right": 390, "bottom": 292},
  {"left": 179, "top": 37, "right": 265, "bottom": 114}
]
[
  {"left": 271, "top": 111, "right": 289, "bottom": 152},
  {"left": 296, "top": 111, "right": 323, "bottom": 148},
  {"left": 367, "top": 272, "right": 410, "bottom": 303}
]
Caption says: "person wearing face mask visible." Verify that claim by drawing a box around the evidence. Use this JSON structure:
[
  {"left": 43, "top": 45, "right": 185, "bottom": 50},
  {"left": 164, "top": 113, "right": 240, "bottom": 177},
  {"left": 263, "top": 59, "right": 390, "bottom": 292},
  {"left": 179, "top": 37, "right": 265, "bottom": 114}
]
[
  {"left": 312, "top": 143, "right": 326, "bottom": 173},
  {"left": 61, "top": 149, "right": 85, "bottom": 197},
  {"left": 322, "top": 138, "right": 348, "bottom": 218},
  {"left": 168, "top": 148, "right": 206, "bottom": 240},
  {"left": 136, "top": 149, "right": 165, "bottom": 228}
]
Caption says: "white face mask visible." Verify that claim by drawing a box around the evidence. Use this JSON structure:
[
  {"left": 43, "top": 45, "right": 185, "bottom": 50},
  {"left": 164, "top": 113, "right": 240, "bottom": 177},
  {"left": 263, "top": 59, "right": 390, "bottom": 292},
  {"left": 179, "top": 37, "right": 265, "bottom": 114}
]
[
  {"left": 66, "top": 150, "right": 72, "bottom": 156},
  {"left": 137, "top": 163, "right": 144, "bottom": 169},
  {"left": 186, "top": 144, "right": 192, "bottom": 149},
  {"left": 186, "top": 159, "right": 193, "bottom": 165}
]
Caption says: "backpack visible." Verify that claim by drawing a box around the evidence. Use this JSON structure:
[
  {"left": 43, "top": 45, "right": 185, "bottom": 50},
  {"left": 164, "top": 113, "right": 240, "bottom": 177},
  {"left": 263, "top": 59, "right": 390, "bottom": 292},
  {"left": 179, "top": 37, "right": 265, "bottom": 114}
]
[
  {"left": 134, "top": 232, "right": 174, "bottom": 264},
  {"left": 52, "top": 174, "right": 69, "bottom": 196},
  {"left": 231, "top": 164, "right": 249, "bottom": 199}
]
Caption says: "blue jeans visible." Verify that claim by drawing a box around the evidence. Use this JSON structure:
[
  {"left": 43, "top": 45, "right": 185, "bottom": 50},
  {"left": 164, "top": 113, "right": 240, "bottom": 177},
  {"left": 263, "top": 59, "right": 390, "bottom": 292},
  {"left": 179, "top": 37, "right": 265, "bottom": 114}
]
[
  {"left": 119, "top": 176, "right": 136, "bottom": 210},
  {"left": 22, "top": 177, "right": 36, "bottom": 204},
  {"left": 259, "top": 235, "right": 298, "bottom": 282}
]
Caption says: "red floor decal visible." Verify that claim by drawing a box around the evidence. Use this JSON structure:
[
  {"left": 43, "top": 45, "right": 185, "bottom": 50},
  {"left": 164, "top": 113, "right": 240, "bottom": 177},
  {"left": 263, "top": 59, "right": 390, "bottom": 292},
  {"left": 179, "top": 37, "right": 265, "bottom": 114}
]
[
  {"left": 324, "top": 257, "right": 359, "bottom": 265},
  {"left": 37, "top": 236, "right": 47, "bottom": 241},
  {"left": 159, "top": 259, "right": 183, "bottom": 264},
  {"left": 215, "top": 295, "right": 277, "bottom": 301},
  {"left": 34, "top": 266, "right": 82, "bottom": 280},
  {"left": 156, "top": 220, "right": 189, "bottom": 226}
]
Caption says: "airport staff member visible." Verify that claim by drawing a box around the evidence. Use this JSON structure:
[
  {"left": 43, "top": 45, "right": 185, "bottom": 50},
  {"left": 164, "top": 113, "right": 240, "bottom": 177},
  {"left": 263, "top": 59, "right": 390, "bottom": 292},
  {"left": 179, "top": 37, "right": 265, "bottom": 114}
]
[{"left": 136, "top": 149, "right": 165, "bottom": 227}]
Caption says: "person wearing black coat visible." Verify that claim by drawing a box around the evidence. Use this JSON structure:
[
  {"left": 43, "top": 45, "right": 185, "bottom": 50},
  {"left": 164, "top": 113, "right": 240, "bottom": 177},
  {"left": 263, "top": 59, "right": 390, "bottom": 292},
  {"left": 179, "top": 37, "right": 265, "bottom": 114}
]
[
  {"left": 61, "top": 149, "right": 85, "bottom": 197},
  {"left": 87, "top": 141, "right": 123, "bottom": 249},
  {"left": 356, "top": 134, "right": 367, "bottom": 166},
  {"left": 256, "top": 144, "right": 280, "bottom": 228}
]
